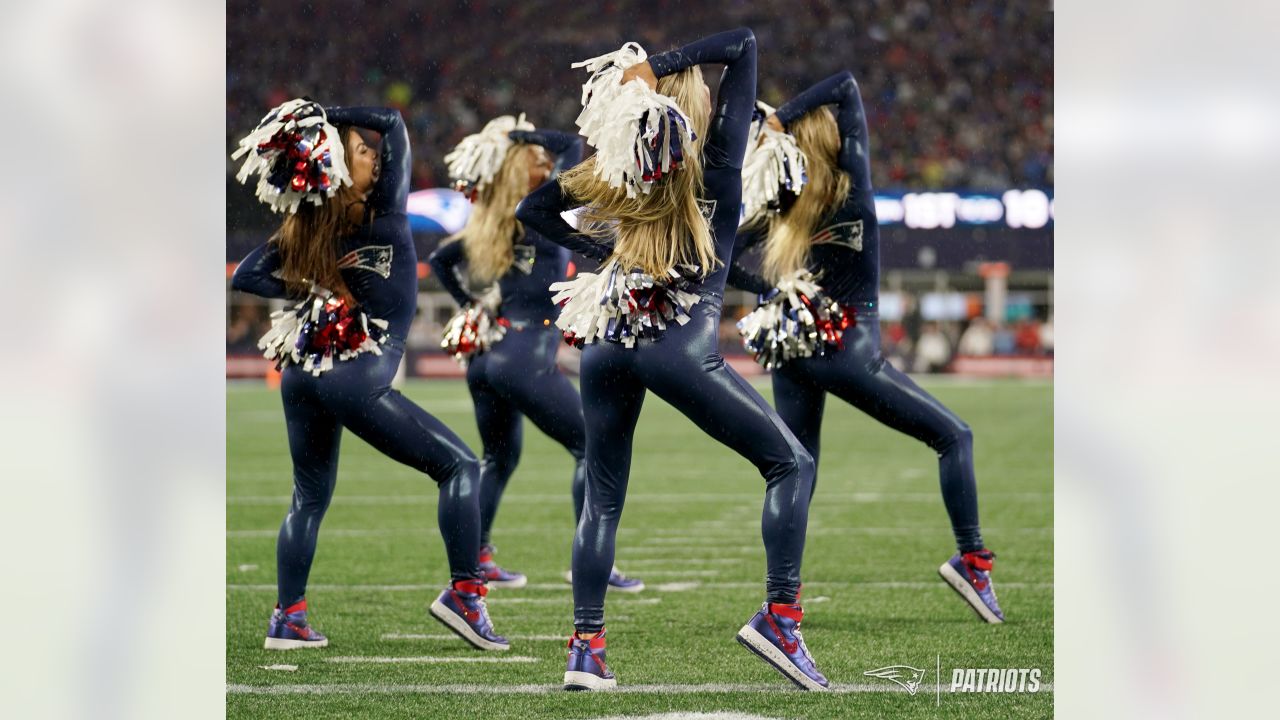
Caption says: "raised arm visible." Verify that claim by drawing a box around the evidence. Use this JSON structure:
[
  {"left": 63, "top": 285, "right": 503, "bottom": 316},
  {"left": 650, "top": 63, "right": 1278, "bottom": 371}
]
[
  {"left": 325, "top": 106, "right": 411, "bottom": 214},
  {"left": 775, "top": 72, "right": 870, "bottom": 186},
  {"left": 426, "top": 240, "right": 475, "bottom": 307},
  {"left": 515, "top": 180, "right": 613, "bottom": 262},
  {"left": 647, "top": 28, "right": 757, "bottom": 170},
  {"left": 230, "top": 242, "right": 293, "bottom": 299},
  {"left": 510, "top": 129, "right": 585, "bottom": 175}
]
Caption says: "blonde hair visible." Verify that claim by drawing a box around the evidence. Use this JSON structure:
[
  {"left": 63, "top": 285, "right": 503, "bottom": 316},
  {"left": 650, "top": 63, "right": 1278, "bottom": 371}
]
[
  {"left": 559, "top": 67, "right": 717, "bottom": 278},
  {"left": 755, "top": 107, "right": 851, "bottom": 283},
  {"left": 446, "top": 143, "right": 545, "bottom": 285},
  {"left": 269, "top": 126, "right": 366, "bottom": 303}
]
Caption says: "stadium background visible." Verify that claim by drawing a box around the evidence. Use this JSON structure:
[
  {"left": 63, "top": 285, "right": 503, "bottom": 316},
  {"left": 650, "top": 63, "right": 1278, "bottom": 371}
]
[{"left": 226, "top": 0, "right": 1053, "bottom": 380}]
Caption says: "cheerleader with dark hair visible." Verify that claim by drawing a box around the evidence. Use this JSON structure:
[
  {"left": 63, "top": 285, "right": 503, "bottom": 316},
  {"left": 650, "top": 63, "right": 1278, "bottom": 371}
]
[
  {"left": 427, "top": 117, "right": 643, "bottom": 592},
  {"left": 517, "top": 28, "right": 829, "bottom": 691},
  {"left": 730, "top": 72, "right": 1004, "bottom": 623},
  {"left": 230, "top": 101, "right": 508, "bottom": 651}
]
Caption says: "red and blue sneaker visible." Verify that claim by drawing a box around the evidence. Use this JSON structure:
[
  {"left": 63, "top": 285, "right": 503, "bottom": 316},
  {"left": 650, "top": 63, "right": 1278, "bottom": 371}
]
[
  {"left": 429, "top": 579, "right": 510, "bottom": 651},
  {"left": 479, "top": 544, "right": 527, "bottom": 589},
  {"left": 562, "top": 566, "right": 645, "bottom": 593},
  {"left": 736, "top": 602, "right": 829, "bottom": 691},
  {"left": 263, "top": 599, "right": 328, "bottom": 650},
  {"left": 938, "top": 549, "right": 1005, "bottom": 623},
  {"left": 563, "top": 628, "right": 617, "bottom": 691}
]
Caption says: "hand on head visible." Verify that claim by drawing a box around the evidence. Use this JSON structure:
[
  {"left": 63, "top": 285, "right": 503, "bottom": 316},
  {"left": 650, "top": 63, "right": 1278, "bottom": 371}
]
[{"left": 620, "top": 61, "right": 657, "bottom": 91}]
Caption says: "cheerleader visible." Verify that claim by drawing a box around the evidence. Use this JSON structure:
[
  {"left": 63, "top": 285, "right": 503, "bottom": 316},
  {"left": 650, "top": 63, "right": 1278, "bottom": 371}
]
[
  {"left": 230, "top": 101, "right": 508, "bottom": 651},
  {"left": 517, "top": 28, "right": 829, "bottom": 691},
  {"left": 427, "top": 119, "right": 643, "bottom": 592},
  {"left": 729, "top": 72, "right": 1004, "bottom": 623}
]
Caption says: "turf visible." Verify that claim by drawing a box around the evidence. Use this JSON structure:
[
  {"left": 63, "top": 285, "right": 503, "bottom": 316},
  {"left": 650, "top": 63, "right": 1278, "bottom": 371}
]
[{"left": 227, "top": 376, "right": 1052, "bottom": 719}]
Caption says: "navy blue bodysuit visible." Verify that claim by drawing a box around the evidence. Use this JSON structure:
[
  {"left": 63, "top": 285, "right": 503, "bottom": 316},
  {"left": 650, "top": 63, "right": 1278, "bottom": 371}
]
[
  {"left": 729, "top": 73, "right": 984, "bottom": 553},
  {"left": 232, "top": 106, "right": 485, "bottom": 606},
  {"left": 517, "top": 28, "right": 816, "bottom": 633},
  {"left": 427, "top": 129, "right": 591, "bottom": 546}
]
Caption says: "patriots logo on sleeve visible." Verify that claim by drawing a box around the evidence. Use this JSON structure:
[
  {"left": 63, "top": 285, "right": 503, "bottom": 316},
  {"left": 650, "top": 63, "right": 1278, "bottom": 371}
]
[
  {"left": 812, "top": 220, "right": 864, "bottom": 252},
  {"left": 337, "top": 245, "right": 393, "bottom": 278},
  {"left": 697, "top": 198, "right": 717, "bottom": 228}
]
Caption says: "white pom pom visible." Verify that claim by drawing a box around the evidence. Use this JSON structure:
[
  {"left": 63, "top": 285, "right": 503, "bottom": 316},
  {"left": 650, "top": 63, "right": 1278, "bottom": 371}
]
[
  {"left": 737, "top": 269, "right": 851, "bottom": 369},
  {"left": 232, "top": 99, "right": 352, "bottom": 214},
  {"left": 440, "top": 285, "right": 508, "bottom": 365},
  {"left": 257, "top": 286, "right": 390, "bottom": 375},
  {"left": 549, "top": 260, "right": 702, "bottom": 348},
  {"left": 570, "top": 43, "right": 696, "bottom": 198},
  {"left": 444, "top": 113, "right": 536, "bottom": 197},
  {"left": 741, "top": 101, "right": 808, "bottom": 220}
]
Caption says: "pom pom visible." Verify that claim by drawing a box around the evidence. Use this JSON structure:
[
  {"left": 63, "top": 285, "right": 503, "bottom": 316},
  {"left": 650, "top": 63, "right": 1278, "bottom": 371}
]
[
  {"left": 232, "top": 99, "right": 352, "bottom": 214},
  {"left": 258, "top": 285, "right": 390, "bottom": 376},
  {"left": 742, "top": 101, "right": 808, "bottom": 220},
  {"left": 736, "top": 270, "right": 853, "bottom": 370},
  {"left": 549, "top": 260, "right": 702, "bottom": 348},
  {"left": 440, "top": 287, "right": 509, "bottom": 365},
  {"left": 445, "top": 113, "right": 536, "bottom": 199},
  {"left": 570, "top": 43, "right": 697, "bottom": 198}
]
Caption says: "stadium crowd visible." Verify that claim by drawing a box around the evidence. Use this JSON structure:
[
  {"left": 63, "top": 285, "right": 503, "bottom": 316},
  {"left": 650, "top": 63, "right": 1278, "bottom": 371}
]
[{"left": 227, "top": 0, "right": 1052, "bottom": 193}]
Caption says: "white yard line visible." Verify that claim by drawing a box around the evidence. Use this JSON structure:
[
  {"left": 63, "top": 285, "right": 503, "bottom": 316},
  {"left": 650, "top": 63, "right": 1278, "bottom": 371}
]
[
  {"left": 226, "top": 580, "right": 1051, "bottom": 591},
  {"left": 228, "top": 681, "right": 1053, "bottom": 695},
  {"left": 382, "top": 633, "right": 568, "bottom": 641},
  {"left": 323, "top": 655, "right": 540, "bottom": 664}
]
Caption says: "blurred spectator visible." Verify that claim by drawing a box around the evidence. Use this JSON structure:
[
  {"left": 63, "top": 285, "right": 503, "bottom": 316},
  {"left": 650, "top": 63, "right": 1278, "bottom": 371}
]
[
  {"left": 958, "top": 317, "right": 995, "bottom": 356},
  {"left": 914, "top": 322, "right": 952, "bottom": 373},
  {"left": 992, "top": 323, "right": 1017, "bottom": 355},
  {"left": 226, "top": 304, "right": 267, "bottom": 352},
  {"left": 227, "top": 0, "right": 1052, "bottom": 194},
  {"left": 1015, "top": 320, "right": 1042, "bottom": 354}
]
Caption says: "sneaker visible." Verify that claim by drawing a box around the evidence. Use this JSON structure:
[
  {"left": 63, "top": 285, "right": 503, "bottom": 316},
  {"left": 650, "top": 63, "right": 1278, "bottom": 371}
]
[
  {"left": 263, "top": 599, "right": 329, "bottom": 650},
  {"left": 429, "top": 579, "right": 510, "bottom": 651},
  {"left": 563, "top": 566, "right": 645, "bottom": 593},
  {"left": 938, "top": 549, "right": 1005, "bottom": 623},
  {"left": 479, "top": 544, "right": 528, "bottom": 589},
  {"left": 563, "top": 628, "right": 617, "bottom": 691},
  {"left": 736, "top": 602, "right": 829, "bottom": 691}
]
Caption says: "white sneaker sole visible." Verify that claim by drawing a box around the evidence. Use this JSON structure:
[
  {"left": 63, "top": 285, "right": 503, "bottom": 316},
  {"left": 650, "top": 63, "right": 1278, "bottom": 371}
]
[
  {"left": 263, "top": 636, "right": 328, "bottom": 650},
  {"left": 563, "top": 670, "right": 617, "bottom": 691},
  {"left": 486, "top": 575, "right": 528, "bottom": 589},
  {"left": 735, "top": 624, "right": 828, "bottom": 691},
  {"left": 429, "top": 600, "right": 510, "bottom": 651},
  {"left": 938, "top": 561, "right": 1004, "bottom": 624}
]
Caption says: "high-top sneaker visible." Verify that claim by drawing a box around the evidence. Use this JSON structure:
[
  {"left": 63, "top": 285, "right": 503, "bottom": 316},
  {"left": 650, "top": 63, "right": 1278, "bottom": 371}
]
[
  {"left": 563, "top": 628, "right": 617, "bottom": 691},
  {"left": 562, "top": 566, "right": 644, "bottom": 592},
  {"left": 736, "top": 602, "right": 829, "bottom": 691},
  {"left": 263, "top": 599, "right": 328, "bottom": 650},
  {"left": 478, "top": 544, "right": 527, "bottom": 589},
  {"left": 429, "top": 579, "right": 510, "bottom": 651},
  {"left": 938, "top": 549, "right": 1005, "bottom": 623}
]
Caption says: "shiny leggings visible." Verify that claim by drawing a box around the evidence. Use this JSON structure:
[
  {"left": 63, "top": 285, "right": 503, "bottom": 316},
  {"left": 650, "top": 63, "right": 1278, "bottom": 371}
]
[
  {"left": 466, "top": 324, "right": 587, "bottom": 546},
  {"left": 772, "top": 313, "right": 984, "bottom": 553},
  {"left": 276, "top": 342, "right": 481, "bottom": 607},
  {"left": 573, "top": 302, "right": 815, "bottom": 632}
]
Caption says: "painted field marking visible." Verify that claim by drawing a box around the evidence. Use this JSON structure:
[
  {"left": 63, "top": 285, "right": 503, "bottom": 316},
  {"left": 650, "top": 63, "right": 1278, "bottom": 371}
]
[
  {"left": 323, "top": 655, "right": 540, "bottom": 664},
  {"left": 381, "top": 633, "right": 567, "bottom": 642},
  {"left": 228, "top": 681, "right": 1054, "bottom": 695}
]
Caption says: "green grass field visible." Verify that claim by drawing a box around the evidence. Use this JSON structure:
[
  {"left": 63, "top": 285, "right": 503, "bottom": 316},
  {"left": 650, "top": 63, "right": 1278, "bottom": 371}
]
[{"left": 227, "top": 376, "right": 1052, "bottom": 719}]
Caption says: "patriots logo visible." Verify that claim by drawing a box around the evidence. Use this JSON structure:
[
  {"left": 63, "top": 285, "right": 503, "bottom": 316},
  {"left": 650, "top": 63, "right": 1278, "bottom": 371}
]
[
  {"left": 864, "top": 665, "right": 927, "bottom": 695},
  {"left": 512, "top": 243, "right": 536, "bottom": 275},
  {"left": 697, "top": 198, "right": 717, "bottom": 227},
  {"left": 337, "top": 244, "right": 393, "bottom": 278},
  {"left": 812, "top": 220, "right": 864, "bottom": 252}
]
